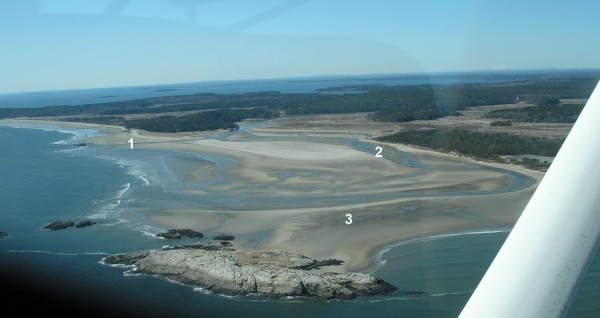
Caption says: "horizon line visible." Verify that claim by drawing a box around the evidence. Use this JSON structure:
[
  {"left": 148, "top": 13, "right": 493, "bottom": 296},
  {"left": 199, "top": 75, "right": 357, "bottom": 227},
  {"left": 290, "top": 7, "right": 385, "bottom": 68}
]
[{"left": 2, "top": 67, "right": 600, "bottom": 96}]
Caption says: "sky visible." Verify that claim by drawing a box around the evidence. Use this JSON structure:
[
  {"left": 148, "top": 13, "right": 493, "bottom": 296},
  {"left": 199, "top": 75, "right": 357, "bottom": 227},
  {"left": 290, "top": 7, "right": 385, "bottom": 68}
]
[{"left": 1, "top": 0, "right": 599, "bottom": 94}]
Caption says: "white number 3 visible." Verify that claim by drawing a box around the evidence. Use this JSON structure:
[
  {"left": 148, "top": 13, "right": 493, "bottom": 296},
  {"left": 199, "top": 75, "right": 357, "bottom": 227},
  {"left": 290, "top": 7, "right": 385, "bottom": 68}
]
[{"left": 345, "top": 213, "right": 353, "bottom": 225}]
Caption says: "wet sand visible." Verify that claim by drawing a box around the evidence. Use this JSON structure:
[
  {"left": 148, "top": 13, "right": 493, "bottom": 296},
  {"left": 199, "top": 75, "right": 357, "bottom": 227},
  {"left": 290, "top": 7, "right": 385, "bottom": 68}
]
[{"left": 0, "top": 117, "right": 544, "bottom": 271}]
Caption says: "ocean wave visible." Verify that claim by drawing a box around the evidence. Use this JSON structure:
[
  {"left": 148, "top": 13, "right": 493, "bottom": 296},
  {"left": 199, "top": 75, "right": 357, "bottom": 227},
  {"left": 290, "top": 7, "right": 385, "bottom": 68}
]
[
  {"left": 117, "top": 182, "right": 131, "bottom": 197},
  {"left": 51, "top": 131, "right": 79, "bottom": 145},
  {"left": 122, "top": 269, "right": 144, "bottom": 277},
  {"left": 368, "top": 228, "right": 511, "bottom": 271},
  {"left": 428, "top": 291, "right": 469, "bottom": 297},
  {"left": 98, "top": 219, "right": 128, "bottom": 226},
  {"left": 100, "top": 262, "right": 135, "bottom": 269},
  {"left": 78, "top": 197, "right": 102, "bottom": 219},
  {"left": 98, "top": 256, "right": 137, "bottom": 268},
  {"left": 138, "top": 175, "right": 150, "bottom": 186},
  {"left": 88, "top": 183, "right": 130, "bottom": 219},
  {"left": 360, "top": 291, "right": 468, "bottom": 304},
  {"left": 0, "top": 123, "right": 104, "bottom": 144},
  {"left": 363, "top": 260, "right": 387, "bottom": 275},
  {"left": 124, "top": 270, "right": 202, "bottom": 292},
  {"left": 120, "top": 160, "right": 155, "bottom": 186},
  {"left": 89, "top": 202, "right": 120, "bottom": 219},
  {"left": 361, "top": 297, "right": 423, "bottom": 304},
  {"left": 98, "top": 156, "right": 157, "bottom": 187},
  {"left": 2, "top": 249, "right": 109, "bottom": 256},
  {"left": 191, "top": 290, "right": 307, "bottom": 303},
  {"left": 55, "top": 146, "right": 84, "bottom": 154},
  {"left": 406, "top": 228, "right": 509, "bottom": 247},
  {"left": 134, "top": 224, "right": 164, "bottom": 238},
  {"left": 192, "top": 287, "right": 212, "bottom": 295},
  {"left": 362, "top": 297, "right": 412, "bottom": 303}
]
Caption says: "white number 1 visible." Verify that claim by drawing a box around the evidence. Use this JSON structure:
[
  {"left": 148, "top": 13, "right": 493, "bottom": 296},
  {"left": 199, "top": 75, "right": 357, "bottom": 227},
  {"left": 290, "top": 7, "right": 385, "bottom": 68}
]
[{"left": 128, "top": 138, "right": 134, "bottom": 149}]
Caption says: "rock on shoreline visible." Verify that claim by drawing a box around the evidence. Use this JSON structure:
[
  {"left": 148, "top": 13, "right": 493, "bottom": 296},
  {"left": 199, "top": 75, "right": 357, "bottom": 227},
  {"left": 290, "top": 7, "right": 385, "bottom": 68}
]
[
  {"left": 155, "top": 229, "right": 204, "bottom": 239},
  {"left": 104, "top": 246, "right": 396, "bottom": 300},
  {"left": 213, "top": 235, "right": 235, "bottom": 240},
  {"left": 42, "top": 219, "right": 96, "bottom": 230},
  {"left": 75, "top": 220, "right": 96, "bottom": 228},
  {"left": 43, "top": 220, "right": 75, "bottom": 230}
]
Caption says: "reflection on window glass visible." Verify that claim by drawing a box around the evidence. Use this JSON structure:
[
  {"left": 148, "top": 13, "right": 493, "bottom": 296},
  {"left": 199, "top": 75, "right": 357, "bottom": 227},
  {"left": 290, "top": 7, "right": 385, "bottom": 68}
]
[{"left": 0, "top": 1, "right": 599, "bottom": 317}]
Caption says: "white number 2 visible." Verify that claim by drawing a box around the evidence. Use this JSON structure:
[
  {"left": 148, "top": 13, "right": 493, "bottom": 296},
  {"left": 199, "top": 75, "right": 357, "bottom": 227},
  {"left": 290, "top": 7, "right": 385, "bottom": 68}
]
[
  {"left": 345, "top": 213, "right": 353, "bottom": 225},
  {"left": 375, "top": 146, "right": 382, "bottom": 158}
]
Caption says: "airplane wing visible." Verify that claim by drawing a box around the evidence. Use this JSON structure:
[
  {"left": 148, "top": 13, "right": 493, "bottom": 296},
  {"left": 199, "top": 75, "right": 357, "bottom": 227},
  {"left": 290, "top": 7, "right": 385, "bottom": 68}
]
[{"left": 460, "top": 80, "right": 600, "bottom": 317}]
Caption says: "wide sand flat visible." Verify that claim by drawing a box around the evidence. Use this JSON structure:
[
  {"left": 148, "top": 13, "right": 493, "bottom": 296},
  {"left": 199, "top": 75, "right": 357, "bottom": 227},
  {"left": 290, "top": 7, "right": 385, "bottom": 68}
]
[{"left": 1, "top": 117, "right": 544, "bottom": 271}]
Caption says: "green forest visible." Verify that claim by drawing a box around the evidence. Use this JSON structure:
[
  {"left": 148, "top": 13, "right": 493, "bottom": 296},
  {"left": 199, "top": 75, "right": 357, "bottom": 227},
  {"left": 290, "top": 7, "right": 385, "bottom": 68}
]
[
  {"left": 490, "top": 120, "right": 512, "bottom": 126},
  {"left": 484, "top": 104, "right": 584, "bottom": 123},
  {"left": 376, "top": 128, "right": 564, "bottom": 160},
  {"left": 123, "top": 108, "right": 274, "bottom": 133},
  {"left": 0, "top": 72, "right": 597, "bottom": 133}
]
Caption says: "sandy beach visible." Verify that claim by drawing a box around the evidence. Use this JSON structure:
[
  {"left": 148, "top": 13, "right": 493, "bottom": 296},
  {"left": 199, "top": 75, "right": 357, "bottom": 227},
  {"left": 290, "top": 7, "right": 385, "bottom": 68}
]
[{"left": 0, "top": 116, "right": 545, "bottom": 272}]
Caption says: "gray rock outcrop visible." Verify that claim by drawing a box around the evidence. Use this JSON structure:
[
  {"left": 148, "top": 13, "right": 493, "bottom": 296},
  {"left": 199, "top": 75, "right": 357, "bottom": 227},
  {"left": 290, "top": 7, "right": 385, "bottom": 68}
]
[
  {"left": 213, "top": 235, "right": 235, "bottom": 240},
  {"left": 43, "top": 220, "right": 75, "bottom": 230},
  {"left": 104, "top": 246, "right": 396, "bottom": 300},
  {"left": 75, "top": 220, "right": 96, "bottom": 228},
  {"left": 156, "top": 229, "right": 204, "bottom": 239}
]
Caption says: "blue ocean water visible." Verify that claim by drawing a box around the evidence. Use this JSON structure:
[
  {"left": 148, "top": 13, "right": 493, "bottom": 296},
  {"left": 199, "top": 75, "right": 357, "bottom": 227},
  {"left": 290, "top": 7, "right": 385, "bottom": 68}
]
[
  {"left": 1, "top": 124, "right": 599, "bottom": 317},
  {"left": 0, "top": 72, "right": 508, "bottom": 108}
]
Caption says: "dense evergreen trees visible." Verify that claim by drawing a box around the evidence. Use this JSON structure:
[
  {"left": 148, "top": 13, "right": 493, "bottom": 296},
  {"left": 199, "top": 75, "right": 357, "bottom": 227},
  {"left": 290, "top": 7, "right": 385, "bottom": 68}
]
[
  {"left": 0, "top": 73, "right": 596, "bottom": 133},
  {"left": 531, "top": 95, "right": 560, "bottom": 105},
  {"left": 123, "top": 108, "right": 274, "bottom": 133},
  {"left": 485, "top": 104, "right": 584, "bottom": 123},
  {"left": 490, "top": 121, "right": 512, "bottom": 126},
  {"left": 376, "top": 129, "right": 564, "bottom": 159}
]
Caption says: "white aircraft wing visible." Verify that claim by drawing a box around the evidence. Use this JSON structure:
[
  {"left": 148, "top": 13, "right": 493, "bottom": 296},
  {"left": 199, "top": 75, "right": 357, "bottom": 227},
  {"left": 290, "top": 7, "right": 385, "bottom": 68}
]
[{"left": 460, "top": 80, "right": 600, "bottom": 318}]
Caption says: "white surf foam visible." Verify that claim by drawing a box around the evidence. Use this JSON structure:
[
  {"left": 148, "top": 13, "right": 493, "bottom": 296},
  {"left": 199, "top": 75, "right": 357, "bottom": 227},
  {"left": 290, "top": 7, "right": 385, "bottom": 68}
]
[
  {"left": 135, "top": 224, "right": 164, "bottom": 238},
  {"left": 2, "top": 249, "right": 109, "bottom": 256},
  {"left": 99, "top": 157, "right": 156, "bottom": 187},
  {"left": 98, "top": 219, "right": 128, "bottom": 226},
  {"left": 88, "top": 183, "right": 130, "bottom": 219},
  {"left": 138, "top": 175, "right": 150, "bottom": 186},
  {"left": 1, "top": 123, "right": 104, "bottom": 144}
]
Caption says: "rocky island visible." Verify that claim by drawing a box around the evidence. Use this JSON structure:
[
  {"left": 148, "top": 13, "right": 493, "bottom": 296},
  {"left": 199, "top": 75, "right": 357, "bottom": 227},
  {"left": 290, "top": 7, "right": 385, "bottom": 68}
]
[
  {"left": 155, "top": 229, "right": 204, "bottom": 239},
  {"left": 42, "top": 220, "right": 75, "bottom": 230},
  {"left": 103, "top": 245, "right": 397, "bottom": 300},
  {"left": 42, "top": 219, "right": 96, "bottom": 230},
  {"left": 75, "top": 220, "right": 96, "bottom": 228}
]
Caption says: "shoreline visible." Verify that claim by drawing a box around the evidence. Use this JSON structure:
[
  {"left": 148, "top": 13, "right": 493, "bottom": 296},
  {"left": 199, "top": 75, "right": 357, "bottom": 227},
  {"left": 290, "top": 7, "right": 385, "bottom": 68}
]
[
  {"left": 0, "top": 118, "right": 544, "bottom": 272},
  {"left": 364, "top": 227, "right": 512, "bottom": 275}
]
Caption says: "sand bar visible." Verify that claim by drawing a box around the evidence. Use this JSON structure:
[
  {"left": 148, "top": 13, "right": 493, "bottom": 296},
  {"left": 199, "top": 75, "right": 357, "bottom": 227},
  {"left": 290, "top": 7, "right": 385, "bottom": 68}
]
[{"left": 1, "top": 118, "right": 544, "bottom": 271}]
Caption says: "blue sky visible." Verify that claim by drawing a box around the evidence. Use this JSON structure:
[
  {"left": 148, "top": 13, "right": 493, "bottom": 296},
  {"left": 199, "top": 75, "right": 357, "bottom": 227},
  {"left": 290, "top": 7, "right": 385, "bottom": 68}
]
[{"left": 1, "top": 0, "right": 599, "bottom": 93}]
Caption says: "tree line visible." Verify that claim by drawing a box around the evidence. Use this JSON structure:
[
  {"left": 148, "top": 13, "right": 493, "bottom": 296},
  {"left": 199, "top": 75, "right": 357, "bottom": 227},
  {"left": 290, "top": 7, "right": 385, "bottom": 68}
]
[
  {"left": 123, "top": 108, "right": 274, "bottom": 133},
  {"left": 0, "top": 73, "right": 597, "bottom": 133},
  {"left": 376, "top": 128, "right": 564, "bottom": 160},
  {"left": 485, "top": 104, "right": 584, "bottom": 123}
]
